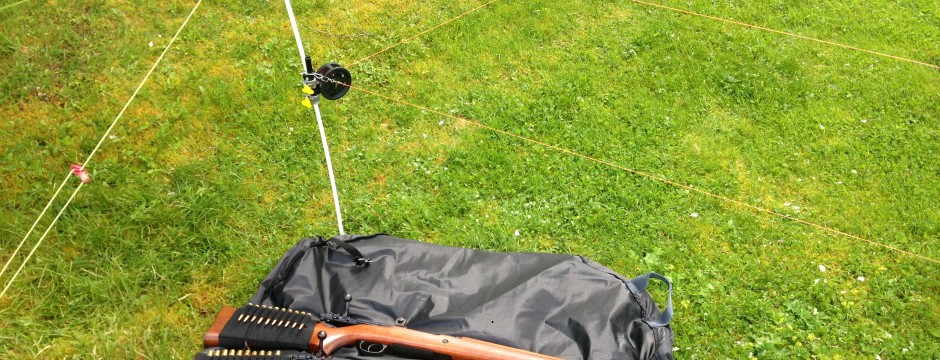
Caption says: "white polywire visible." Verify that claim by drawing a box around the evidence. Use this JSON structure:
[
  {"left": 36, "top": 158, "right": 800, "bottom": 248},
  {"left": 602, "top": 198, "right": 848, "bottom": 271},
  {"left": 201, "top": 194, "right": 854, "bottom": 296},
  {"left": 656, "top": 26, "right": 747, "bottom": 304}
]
[
  {"left": 0, "top": 0, "right": 31, "bottom": 12},
  {"left": 0, "top": 0, "right": 203, "bottom": 299},
  {"left": 0, "top": 183, "right": 84, "bottom": 299},
  {"left": 80, "top": 0, "right": 203, "bottom": 170},
  {"left": 0, "top": 174, "right": 71, "bottom": 281},
  {"left": 314, "top": 100, "right": 345, "bottom": 235},
  {"left": 283, "top": 0, "right": 308, "bottom": 67}
]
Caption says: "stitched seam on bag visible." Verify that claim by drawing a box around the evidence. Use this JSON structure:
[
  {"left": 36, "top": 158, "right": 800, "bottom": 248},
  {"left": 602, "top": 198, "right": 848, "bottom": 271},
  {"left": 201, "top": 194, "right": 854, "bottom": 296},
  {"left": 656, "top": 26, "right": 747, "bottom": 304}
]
[
  {"left": 262, "top": 238, "right": 319, "bottom": 302},
  {"left": 577, "top": 255, "right": 667, "bottom": 354}
]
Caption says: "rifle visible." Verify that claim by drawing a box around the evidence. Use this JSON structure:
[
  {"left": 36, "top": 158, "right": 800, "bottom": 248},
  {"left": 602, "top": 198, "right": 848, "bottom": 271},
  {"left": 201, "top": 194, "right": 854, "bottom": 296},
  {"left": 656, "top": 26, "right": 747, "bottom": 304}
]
[{"left": 204, "top": 304, "right": 560, "bottom": 360}]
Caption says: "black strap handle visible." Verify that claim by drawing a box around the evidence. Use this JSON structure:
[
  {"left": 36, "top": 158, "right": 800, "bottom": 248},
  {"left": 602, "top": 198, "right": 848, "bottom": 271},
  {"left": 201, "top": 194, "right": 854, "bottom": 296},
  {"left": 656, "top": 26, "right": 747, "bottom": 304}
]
[
  {"left": 322, "top": 237, "right": 372, "bottom": 267},
  {"left": 627, "top": 272, "right": 673, "bottom": 328}
]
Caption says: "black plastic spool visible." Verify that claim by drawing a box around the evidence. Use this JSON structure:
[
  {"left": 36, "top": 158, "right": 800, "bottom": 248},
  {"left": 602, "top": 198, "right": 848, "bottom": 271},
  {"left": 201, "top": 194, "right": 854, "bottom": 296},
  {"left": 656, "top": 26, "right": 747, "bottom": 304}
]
[{"left": 316, "top": 62, "right": 352, "bottom": 100}]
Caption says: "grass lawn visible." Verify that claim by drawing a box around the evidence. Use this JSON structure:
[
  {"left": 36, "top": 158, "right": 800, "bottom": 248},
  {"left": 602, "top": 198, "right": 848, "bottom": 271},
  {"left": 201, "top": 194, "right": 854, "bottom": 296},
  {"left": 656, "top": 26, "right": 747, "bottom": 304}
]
[{"left": 1, "top": 0, "right": 938, "bottom": 358}]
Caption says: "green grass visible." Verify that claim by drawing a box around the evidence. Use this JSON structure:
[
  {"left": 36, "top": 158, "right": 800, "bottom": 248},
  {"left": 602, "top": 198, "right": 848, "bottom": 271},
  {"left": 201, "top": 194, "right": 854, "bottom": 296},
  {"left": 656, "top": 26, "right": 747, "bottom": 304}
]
[{"left": 1, "top": 0, "right": 938, "bottom": 358}]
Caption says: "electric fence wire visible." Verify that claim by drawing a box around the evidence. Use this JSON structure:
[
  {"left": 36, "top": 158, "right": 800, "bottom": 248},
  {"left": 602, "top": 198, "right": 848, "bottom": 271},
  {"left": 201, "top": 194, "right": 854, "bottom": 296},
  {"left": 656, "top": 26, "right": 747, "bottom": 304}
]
[
  {"left": 348, "top": 0, "right": 500, "bottom": 68},
  {"left": 629, "top": 0, "right": 940, "bottom": 71},
  {"left": 347, "top": 0, "right": 937, "bottom": 73},
  {"left": 2, "top": 0, "right": 481, "bottom": 295},
  {"left": 4, "top": 0, "right": 937, "bottom": 299},
  {"left": 320, "top": 77, "right": 940, "bottom": 267},
  {"left": 330, "top": 1, "right": 939, "bottom": 264},
  {"left": 0, "top": 183, "right": 83, "bottom": 299},
  {"left": 0, "top": 0, "right": 31, "bottom": 12},
  {"left": 0, "top": 0, "right": 204, "bottom": 300}
]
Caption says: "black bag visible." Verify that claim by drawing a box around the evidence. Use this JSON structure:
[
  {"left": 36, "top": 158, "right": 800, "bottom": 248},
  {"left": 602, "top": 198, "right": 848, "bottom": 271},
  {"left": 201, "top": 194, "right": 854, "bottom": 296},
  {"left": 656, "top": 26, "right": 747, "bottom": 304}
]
[{"left": 220, "top": 234, "right": 675, "bottom": 359}]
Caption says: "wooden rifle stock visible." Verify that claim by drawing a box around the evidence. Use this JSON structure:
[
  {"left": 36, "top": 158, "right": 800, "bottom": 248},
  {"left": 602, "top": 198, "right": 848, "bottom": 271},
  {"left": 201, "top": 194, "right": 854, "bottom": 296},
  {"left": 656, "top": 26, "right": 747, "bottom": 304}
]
[{"left": 204, "top": 306, "right": 559, "bottom": 360}]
